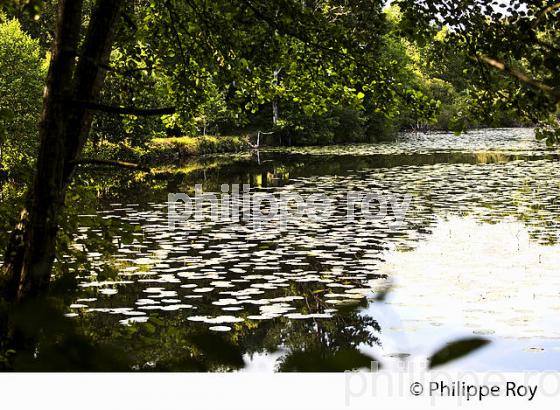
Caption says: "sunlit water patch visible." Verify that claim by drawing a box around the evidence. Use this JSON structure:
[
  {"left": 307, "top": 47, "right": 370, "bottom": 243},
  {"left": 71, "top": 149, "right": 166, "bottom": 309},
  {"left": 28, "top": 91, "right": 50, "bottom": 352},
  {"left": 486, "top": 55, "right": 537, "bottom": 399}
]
[{"left": 363, "top": 217, "right": 560, "bottom": 371}]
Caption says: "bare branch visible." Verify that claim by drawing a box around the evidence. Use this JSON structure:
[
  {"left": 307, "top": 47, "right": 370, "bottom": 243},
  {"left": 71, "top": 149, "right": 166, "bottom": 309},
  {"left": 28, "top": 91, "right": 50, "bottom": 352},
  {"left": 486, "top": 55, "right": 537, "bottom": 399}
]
[{"left": 473, "top": 54, "right": 560, "bottom": 101}]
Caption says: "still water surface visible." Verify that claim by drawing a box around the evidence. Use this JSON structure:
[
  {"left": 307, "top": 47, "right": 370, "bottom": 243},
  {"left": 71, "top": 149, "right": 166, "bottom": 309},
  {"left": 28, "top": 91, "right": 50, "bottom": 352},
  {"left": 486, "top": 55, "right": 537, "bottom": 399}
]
[{"left": 69, "top": 128, "right": 560, "bottom": 371}]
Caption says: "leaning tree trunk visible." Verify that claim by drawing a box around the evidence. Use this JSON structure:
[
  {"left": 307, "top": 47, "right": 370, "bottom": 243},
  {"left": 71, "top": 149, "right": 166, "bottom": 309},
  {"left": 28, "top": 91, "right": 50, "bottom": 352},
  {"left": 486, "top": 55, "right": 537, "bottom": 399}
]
[{"left": 0, "top": 0, "right": 124, "bottom": 303}]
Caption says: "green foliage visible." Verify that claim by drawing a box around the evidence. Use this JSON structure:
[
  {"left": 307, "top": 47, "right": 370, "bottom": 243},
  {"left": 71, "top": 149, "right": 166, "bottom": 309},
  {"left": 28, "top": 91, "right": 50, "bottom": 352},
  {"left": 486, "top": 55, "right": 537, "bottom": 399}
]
[
  {"left": 536, "top": 117, "right": 560, "bottom": 146},
  {"left": 275, "top": 106, "right": 367, "bottom": 145},
  {"left": 88, "top": 0, "right": 390, "bottom": 148},
  {"left": 91, "top": 50, "right": 172, "bottom": 148},
  {"left": 397, "top": 0, "right": 560, "bottom": 140},
  {"left": 0, "top": 17, "right": 45, "bottom": 179}
]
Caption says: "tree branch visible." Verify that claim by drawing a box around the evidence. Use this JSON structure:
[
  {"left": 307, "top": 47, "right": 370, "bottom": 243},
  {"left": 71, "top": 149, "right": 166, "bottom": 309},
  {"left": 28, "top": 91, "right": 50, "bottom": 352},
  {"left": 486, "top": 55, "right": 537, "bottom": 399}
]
[
  {"left": 164, "top": 0, "right": 190, "bottom": 82},
  {"left": 533, "top": 2, "right": 560, "bottom": 27},
  {"left": 72, "top": 100, "right": 176, "bottom": 116},
  {"left": 71, "top": 158, "right": 150, "bottom": 171},
  {"left": 473, "top": 54, "right": 560, "bottom": 101}
]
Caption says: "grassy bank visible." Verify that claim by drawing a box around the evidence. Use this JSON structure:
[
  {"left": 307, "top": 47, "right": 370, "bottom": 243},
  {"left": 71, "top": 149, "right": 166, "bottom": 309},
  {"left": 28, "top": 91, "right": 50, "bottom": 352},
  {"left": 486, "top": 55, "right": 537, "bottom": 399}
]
[{"left": 148, "top": 135, "right": 249, "bottom": 161}]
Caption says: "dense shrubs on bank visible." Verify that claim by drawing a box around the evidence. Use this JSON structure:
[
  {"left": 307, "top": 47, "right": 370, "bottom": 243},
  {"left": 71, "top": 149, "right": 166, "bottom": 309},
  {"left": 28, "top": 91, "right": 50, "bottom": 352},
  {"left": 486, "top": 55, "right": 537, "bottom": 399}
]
[
  {"left": 83, "top": 136, "right": 249, "bottom": 165},
  {"left": 149, "top": 135, "right": 248, "bottom": 160},
  {"left": 272, "top": 107, "right": 368, "bottom": 146}
]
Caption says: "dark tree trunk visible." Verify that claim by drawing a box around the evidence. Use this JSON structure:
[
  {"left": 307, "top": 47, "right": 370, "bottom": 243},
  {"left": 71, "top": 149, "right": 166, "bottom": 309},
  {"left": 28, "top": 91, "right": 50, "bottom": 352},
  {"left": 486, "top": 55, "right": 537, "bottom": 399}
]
[{"left": 0, "top": 0, "right": 124, "bottom": 303}]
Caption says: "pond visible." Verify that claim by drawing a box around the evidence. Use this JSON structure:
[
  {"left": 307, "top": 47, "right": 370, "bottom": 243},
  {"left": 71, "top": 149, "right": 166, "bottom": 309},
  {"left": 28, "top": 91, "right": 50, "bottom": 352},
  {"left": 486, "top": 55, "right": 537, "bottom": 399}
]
[{"left": 66, "top": 128, "right": 560, "bottom": 371}]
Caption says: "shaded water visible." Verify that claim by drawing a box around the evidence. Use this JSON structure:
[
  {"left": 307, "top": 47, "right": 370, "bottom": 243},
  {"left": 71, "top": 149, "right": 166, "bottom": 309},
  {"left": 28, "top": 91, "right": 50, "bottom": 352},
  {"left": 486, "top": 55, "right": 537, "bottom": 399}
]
[{"left": 68, "top": 128, "right": 560, "bottom": 371}]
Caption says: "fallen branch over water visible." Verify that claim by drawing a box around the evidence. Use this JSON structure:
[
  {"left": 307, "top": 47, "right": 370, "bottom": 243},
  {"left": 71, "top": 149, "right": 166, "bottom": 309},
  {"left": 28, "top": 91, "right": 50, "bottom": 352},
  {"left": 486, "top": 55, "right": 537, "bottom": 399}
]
[{"left": 71, "top": 158, "right": 150, "bottom": 172}]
